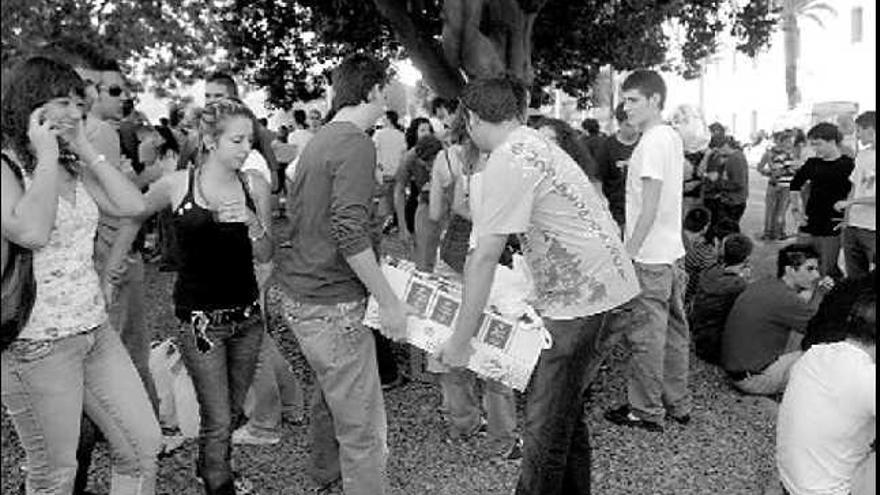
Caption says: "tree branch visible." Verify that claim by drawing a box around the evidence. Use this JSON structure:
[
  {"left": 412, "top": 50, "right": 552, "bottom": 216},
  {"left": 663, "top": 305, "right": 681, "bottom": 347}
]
[{"left": 373, "top": 0, "right": 465, "bottom": 99}]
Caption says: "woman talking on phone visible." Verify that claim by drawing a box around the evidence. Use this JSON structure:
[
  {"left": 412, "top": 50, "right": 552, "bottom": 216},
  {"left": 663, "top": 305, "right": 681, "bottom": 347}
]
[
  {"left": 128, "top": 97, "right": 272, "bottom": 494},
  {"left": 1, "top": 56, "right": 159, "bottom": 494}
]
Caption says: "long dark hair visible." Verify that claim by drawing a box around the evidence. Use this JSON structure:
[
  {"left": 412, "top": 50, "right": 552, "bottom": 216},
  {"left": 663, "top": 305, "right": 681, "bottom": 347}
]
[
  {"left": 532, "top": 116, "right": 595, "bottom": 171},
  {"left": 405, "top": 117, "right": 433, "bottom": 149},
  {"left": 1, "top": 56, "right": 85, "bottom": 174}
]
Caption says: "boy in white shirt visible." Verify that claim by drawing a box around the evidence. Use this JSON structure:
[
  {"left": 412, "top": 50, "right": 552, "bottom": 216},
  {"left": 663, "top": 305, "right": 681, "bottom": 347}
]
[
  {"left": 604, "top": 70, "right": 691, "bottom": 432},
  {"left": 836, "top": 111, "right": 876, "bottom": 278}
]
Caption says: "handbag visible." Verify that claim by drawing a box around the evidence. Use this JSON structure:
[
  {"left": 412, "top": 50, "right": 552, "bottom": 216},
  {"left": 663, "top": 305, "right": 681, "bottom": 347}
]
[
  {"left": 1, "top": 153, "right": 37, "bottom": 351},
  {"left": 149, "top": 338, "right": 200, "bottom": 438}
]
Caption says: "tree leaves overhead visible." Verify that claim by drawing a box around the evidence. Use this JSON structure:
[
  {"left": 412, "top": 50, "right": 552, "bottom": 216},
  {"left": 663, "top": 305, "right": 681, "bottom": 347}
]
[
  {"left": 224, "top": 0, "right": 778, "bottom": 109},
  {"left": 1, "top": 0, "right": 225, "bottom": 93}
]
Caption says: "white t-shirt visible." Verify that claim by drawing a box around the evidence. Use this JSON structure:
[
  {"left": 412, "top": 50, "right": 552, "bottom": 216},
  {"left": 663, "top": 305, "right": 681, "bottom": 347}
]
[
  {"left": 241, "top": 150, "right": 272, "bottom": 185},
  {"left": 625, "top": 124, "right": 686, "bottom": 264},
  {"left": 373, "top": 127, "right": 407, "bottom": 178},
  {"left": 848, "top": 147, "right": 875, "bottom": 231},
  {"left": 472, "top": 126, "right": 639, "bottom": 319},
  {"left": 777, "top": 341, "right": 876, "bottom": 495}
]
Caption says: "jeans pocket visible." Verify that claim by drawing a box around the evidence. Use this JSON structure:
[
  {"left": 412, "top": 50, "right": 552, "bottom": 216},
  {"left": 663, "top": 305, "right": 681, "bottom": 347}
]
[{"left": 5, "top": 339, "right": 56, "bottom": 363}]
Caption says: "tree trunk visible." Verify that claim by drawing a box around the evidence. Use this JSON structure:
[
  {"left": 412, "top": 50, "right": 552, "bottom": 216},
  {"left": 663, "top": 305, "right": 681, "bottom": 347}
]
[
  {"left": 373, "top": 0, "right": 466, "bottom": 99},
  {"left": 373, "top": 0, "right": 545, "bottom": 99},
  {"left": 783, "top": 13, "right": 800, "bottom": 109}
]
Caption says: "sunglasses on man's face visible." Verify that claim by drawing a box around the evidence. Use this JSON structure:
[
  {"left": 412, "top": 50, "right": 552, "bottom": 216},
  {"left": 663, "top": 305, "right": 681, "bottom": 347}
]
[{"left": 102, "top": 84, "right": 125, "bottom": 97}]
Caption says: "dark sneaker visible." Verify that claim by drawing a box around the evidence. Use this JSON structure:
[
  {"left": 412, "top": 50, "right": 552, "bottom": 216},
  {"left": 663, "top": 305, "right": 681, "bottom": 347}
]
[
  {"left": 381, "top": 374, "right": 408, "bottom": 392},
  {"left": 502, "top": 437, "right": 524, "bottom": 461},
  {"left": 314, "top": 478, "right": 343, "bottom": 494},
  {"left": 604, "top": 405, "right": 664, "bottom": 432},
  {"left": 666, "top": 412, "right": 692, "bottom": 425}
]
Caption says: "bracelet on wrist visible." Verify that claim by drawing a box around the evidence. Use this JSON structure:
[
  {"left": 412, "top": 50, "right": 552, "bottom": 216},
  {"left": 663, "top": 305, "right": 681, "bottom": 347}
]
[{"left": 249, "top": 226, "right": 268, "bottom": 243}]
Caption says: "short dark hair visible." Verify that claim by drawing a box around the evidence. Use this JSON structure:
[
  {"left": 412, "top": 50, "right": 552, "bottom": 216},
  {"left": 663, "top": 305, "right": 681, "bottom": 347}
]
[
  {"left": 684, "top": 207, "right": 711, "bottom": 233},
  {"left": 330, "top": 54, "right": 388, "bottom": 113},
  {"left": 777, "top": 243, "right": 820, "bottom": 278},
  {"left": 720, "top": 234, "right": 753, "bottom": 266},
  {"left": 205, "top": 71, "right": 238, "bottom": 97},
  {"left": 582, "top": 118, "right": 601, "bottom": 135},
  {"left": 855, "top": 111, "right": 875, "bottom": 130},
  {"left": 621, "top": 70, "right": 667, "bottom": 109},
  {"left": 614, "top": 103, "right": 628, "bottom": 123},
  {"left": 430, "top": 97, "right": 457, "bottom": 116},
  {"left": 712, "top": 218, "right": 741, "bottom": 244},
  {"left": 460, "top": 77, "right": 528, "bottom": 124},
  {"left": 807, "top": 122, "right": 842, "bottom": 144},
  {"left": 844, "top": 291, "right": 876, "bottom": 345},
  {"left": 37, "top": 37, "right": 120, "bottom": 72},
  {"left": 293, "top": 109, "right": 307, "bottom": 127},
  {"left": 708, "top": 122, "right": 725, "bottom": 135}
]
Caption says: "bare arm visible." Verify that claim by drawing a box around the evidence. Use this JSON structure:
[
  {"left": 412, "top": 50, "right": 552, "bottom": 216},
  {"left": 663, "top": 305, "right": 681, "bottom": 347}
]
[
  {"left": 625, "top": 178, "right": 663, "bottom": 258},
  {"left": 429, "top": 153, "right": 449, "bottom": 222},
  {"left": 1, "top": 153, "right": 61, "bottom": 249},
  {"left": 244, "top": 171, "right": 274, "bottom": 263},
  {"left": 1, "top": 110, "right": 64, "bottom": 249}
]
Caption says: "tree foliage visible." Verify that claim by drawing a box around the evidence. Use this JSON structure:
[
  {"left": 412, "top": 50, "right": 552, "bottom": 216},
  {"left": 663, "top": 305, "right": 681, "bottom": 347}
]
[
  {"left": 1, "top": 0, "right": 225, "bottom": 93},
  {"left": 224, "top": 0, "right": 780, "bottom": 109}
]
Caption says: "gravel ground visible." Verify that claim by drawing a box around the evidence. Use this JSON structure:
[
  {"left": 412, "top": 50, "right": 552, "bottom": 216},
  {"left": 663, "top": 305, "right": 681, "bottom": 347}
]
[{"left": 2, "top": 169, "right": 786, "bottom": 494}]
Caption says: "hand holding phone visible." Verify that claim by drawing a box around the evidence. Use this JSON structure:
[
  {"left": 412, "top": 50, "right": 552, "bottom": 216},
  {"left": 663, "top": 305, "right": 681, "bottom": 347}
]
[{"left": 28, "top": 106, "right": 60, "bottom": 164}]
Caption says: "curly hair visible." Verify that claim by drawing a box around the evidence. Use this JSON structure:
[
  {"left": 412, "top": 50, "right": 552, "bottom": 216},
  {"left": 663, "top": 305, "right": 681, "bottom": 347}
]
[
  {"left": 1, "top": 56, "right": 85, "bottom": 174},
  {"left": 197, "top": 97, "right": 255, "bottom": 158}
]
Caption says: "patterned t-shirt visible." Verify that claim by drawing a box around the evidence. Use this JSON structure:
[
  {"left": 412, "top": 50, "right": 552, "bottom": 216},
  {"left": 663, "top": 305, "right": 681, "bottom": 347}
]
[
  {"left": 473, "top": 126, "right": 639, "bottom": 319},
  {"left": 18, "top": 176, "right": 107, "bottom": 341}
]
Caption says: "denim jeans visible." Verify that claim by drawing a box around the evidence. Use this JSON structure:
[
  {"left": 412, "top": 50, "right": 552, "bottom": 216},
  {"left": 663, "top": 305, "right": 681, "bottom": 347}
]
[
  {"left": 438, "top": 368, "right": 517, "bottom": 441},
  {"left": 843, "top": 226, "right": 876, "bottom": 279},
  {"left": 275, "top": 289, "right": 388, "bottom": 495},
  {"left": 797, "top": 232, "right": 843, "bottom": 280},
  {"left": 763, "top": 184, "right": 791, "bottom": 239},
  {"left": 1, "top": 324, "right": 161, "bottom": 495},
  {"left": 93, "top": 242, "right": 158, "bottom": 413},
  {"left": 177, "top": 312, "right": 263, "bottom": 494},
  {"left": 414, "top": 201, "right": 441, "bottom": 272},
  {"left": 515, "top": 314, "right": 606, "bottom": 495},
  {"left": 242, "top": 331, "right": 304, "bottom": 436},
  {"left": 77, "top": 248, "right": 159, "bottom": 494},
  {"left": 625, "top": 262, "right": 691, "bottom": 423}
]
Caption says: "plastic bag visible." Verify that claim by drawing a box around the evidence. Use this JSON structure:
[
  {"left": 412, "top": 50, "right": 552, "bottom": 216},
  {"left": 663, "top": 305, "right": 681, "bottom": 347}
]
[{"left": 149, "top": 339, "right": 200, "bottom": 438}]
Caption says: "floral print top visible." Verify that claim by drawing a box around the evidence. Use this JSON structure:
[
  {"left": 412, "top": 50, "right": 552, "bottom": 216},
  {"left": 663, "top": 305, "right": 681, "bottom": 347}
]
[
  {"left": 17, "top": 176, "right": 106, "bottom": 341},
  {"left": 472, "top": 126, "right": 639, "bottom": 319}
]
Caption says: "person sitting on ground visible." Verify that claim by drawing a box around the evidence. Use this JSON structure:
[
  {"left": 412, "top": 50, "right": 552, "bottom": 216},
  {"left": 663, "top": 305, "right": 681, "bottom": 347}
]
[
  {"left": 802, "top": 268, "right": 876, "bottom": 352},
  {"left": 776, "top": 291, "right": 875, "bottom": 495},
  {"left": 683, "top": 206, "right": 716, "bottom": 308},
  {"left": 721, "top": 243, "right": 834, "bottom": 396},
  {"left": 689, "top": 233, "right": 754, "bottom": 365}
]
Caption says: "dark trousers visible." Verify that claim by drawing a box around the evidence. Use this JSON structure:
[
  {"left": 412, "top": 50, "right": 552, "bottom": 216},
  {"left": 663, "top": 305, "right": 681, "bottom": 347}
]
[
  {"left": 373, "top": 329, "right": 399, "bottom": 385},
  {"left": 179, "top": 314, "right": 263, "bottom": 494},
  {"left": 515, "top": 313, "right": 605, "bottom": 495}
]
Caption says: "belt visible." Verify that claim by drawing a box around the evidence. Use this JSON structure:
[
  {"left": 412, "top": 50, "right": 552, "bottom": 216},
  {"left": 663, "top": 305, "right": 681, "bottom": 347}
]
[{"left": 182, "top": 303, "right": 260, "bottom": 328}]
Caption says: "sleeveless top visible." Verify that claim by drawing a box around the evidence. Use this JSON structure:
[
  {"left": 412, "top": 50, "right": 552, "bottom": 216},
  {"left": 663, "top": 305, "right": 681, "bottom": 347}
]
[
  {"left": 11, "top": 157, "right": 107, "bottom": 341},
  {"left": 172, "top": 167, "right": 259, "bottom": 320}
]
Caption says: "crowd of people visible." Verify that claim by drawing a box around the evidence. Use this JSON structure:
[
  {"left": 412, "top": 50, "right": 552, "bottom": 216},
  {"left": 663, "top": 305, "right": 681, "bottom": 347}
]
[{"left": 0, "top": 35, "right": 874, "bottom": 495}]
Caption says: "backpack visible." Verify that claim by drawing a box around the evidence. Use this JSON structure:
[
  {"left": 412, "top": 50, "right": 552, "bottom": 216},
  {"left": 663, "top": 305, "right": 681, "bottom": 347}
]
[{"left": 1, "top": 153, "right": 37, "bottom": 351}]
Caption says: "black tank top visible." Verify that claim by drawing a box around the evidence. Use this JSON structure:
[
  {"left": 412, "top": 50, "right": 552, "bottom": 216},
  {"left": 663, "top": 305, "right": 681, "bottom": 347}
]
[{"left": 172, "top": 167, "right": 259, "bottom": 320}]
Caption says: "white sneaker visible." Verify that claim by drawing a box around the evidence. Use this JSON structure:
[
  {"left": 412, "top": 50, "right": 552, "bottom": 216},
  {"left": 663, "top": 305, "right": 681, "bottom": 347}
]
[{"left": 231, "top": 425, "right": 280, "bottom": 445}]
